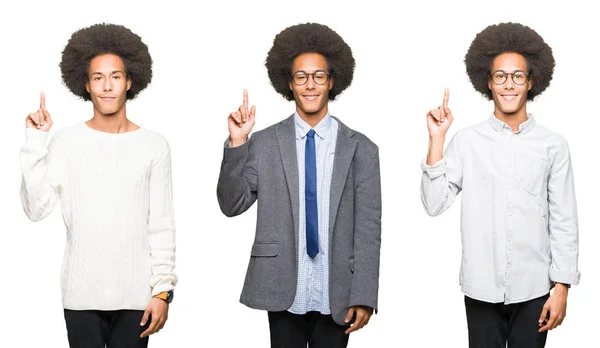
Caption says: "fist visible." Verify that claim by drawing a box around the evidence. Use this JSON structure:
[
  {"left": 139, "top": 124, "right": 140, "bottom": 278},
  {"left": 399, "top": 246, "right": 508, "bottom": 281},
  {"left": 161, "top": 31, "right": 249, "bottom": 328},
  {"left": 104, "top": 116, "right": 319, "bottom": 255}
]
[
  {"left": 228, "top": 89, "right": 256, "bottom": 147},
  {"left": 426, "top": 88, "right": 453, "bottom": 138},
  {"left": 26, "top": 92, "right": 53, "bottom": 132}
]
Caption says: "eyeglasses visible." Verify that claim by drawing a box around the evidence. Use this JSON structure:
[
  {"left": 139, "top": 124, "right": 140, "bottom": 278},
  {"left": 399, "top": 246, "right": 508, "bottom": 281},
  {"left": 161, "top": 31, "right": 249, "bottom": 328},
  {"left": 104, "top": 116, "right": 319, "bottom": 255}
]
[
  {"left": 490, "top": 70, "right": 530, "bottom": 85},
  {"left": 291, "top": 70, "right": 330, "bottom": 86}
]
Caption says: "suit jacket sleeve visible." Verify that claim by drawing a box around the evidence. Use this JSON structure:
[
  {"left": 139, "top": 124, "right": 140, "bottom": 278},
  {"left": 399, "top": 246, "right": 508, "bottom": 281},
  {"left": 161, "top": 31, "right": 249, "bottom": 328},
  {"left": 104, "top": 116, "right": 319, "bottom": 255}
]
[
  {"left": 349, "top": 145, "right": 382, "bottom": 311},
  {"left": 217, "top": 137, "right": 258, "bottom": 217}
]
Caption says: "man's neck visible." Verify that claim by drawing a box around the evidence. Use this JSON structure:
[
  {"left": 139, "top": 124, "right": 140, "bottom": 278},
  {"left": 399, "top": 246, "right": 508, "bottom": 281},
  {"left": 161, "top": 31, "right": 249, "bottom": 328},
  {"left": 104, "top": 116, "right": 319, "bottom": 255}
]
[
  {"left": 494, "top": 109, "right": 528, "bottom": 133},
  {"left": 86, "top": 111, "right": 137, "bottom": 134},
  {"left": 297, "top": 108, "right": 328, "bottom": 128}
]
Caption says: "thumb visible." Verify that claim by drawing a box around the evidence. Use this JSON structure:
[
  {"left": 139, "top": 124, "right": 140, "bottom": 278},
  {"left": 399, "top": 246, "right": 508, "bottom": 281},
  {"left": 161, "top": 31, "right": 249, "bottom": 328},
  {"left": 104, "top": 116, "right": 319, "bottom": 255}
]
[
  {"left": 140, "top": 306, "right": 151, "bottom": 326},
  {"left": 249, "top": 105, "right": 256, "bottom": 121},
  {"left": 345, "top": 307, "right": 355, "bottom": 323}
]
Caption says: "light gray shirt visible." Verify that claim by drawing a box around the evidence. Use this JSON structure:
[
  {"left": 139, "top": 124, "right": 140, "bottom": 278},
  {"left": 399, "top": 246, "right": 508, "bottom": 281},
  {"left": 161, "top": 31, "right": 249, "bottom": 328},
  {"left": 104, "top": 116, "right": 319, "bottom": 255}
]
[
  {"left": 289, "top": 112, "right": 338, "bottom": 314},
  {"left": 421, "top": 114, "right": 580, "bottom": 304}
]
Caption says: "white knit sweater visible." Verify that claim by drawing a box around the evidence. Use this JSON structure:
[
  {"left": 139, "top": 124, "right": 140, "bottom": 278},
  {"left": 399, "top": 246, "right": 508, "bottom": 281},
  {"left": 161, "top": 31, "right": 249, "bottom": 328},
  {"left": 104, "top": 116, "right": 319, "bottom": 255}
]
[{"left": 20, "top": 122, "right": 177, "bottom": 310}]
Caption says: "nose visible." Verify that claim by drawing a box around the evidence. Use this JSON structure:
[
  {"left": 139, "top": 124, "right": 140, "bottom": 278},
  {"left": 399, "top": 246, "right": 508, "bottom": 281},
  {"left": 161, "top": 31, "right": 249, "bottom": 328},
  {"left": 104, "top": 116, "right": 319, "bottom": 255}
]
[
  {"left": 305, "top": 75, "right": 316, "bottom": 89},
  {"left": 504, "top": 74, "right": 515, "bottom": 89},
  {"left": 103, "top": 78, "right": 113, "bottom": 92}
]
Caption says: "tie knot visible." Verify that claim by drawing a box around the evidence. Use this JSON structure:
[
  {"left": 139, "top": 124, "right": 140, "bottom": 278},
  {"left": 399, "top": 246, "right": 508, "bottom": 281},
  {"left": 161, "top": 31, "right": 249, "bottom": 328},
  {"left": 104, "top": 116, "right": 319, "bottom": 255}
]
[{"left": 307, "top": 129, "right": 315, "bottom": 138}]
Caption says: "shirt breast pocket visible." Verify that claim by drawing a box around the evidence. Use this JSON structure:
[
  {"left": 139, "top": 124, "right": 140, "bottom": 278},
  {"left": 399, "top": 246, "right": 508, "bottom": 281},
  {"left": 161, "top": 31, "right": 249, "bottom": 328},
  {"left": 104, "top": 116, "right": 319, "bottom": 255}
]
[{"left": 521, "top": 160, "right": 548, "bottom": 196}]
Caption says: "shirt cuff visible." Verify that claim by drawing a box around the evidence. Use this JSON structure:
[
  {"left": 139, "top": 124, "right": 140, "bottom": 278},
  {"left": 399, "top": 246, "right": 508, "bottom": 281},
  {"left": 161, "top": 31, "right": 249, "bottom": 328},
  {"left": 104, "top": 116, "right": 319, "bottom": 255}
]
[
  {"left": 420, "top": 157, "right": 447, "bottom": 179},
  {"left": 549, "top": 268, "right": 581, "bottom": 286}
]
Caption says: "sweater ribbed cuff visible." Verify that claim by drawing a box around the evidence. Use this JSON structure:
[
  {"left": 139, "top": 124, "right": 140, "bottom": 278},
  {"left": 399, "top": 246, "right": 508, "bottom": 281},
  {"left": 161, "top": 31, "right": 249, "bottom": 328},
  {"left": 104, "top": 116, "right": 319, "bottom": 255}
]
[{"left": 24, "top": 128, "right": 50, "bottom": 150}]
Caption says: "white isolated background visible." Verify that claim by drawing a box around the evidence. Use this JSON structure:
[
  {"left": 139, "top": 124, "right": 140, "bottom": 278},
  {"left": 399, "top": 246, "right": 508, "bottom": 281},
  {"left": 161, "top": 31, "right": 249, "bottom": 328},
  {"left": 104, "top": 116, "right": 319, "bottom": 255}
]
[{"left": 0, "top": 0, "right": 597, "bottom": 347}]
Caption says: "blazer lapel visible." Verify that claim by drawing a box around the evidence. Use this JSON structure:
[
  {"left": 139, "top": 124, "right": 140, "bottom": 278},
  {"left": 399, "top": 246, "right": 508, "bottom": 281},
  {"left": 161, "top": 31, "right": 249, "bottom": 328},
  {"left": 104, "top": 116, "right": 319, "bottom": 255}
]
[
  {"left": 329, "top": 117, "right": 357, "bottom": 238},
  {"left": 276, "top": 115, "right": 300, "bottom": 246}
]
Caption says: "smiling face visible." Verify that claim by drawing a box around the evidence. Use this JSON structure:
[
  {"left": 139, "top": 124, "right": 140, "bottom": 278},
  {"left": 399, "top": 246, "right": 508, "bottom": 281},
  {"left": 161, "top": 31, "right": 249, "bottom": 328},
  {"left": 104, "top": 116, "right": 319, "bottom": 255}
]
[
  {"left": 289, "top": 52, "right": 334, "bottom": 122},
  {"left": 85, "top": 53, "right": 131, "bottom": 117},
  {"left": 488, "top": 52, "right": 532, "bottom": 120}
]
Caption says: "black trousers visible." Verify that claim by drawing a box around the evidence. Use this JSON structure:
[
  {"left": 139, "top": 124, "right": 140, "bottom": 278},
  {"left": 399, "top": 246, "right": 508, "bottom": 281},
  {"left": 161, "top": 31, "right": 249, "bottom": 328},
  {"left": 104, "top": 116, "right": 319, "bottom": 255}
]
[
  {"left": 64, "top": 309, "right": 150, "bottom": 348},
  {"left": 464, "top": 293, "right": 550, "bottom": 348},
  {"left": 268, "top": 311, "right": 350, "bottom": 348}
]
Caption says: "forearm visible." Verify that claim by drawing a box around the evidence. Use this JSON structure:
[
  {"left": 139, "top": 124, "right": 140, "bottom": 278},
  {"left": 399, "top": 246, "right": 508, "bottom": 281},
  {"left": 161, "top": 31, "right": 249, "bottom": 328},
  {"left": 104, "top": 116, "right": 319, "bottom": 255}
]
[
  {"left": 350, "top": 219, "right": 381, "bottom": 309},
  {"left": 148, "top": 145, "right": 178, "bottom": 295},
  {"left": 20, "top": 129, "right": 61, "bottom": 221},
  {"left": 548, "top": 140, "right": 580, "bottom": 285},
  {"left": 217, "top": 139, "right": 258, "bottom": 217},
  {"left": 349, "top": 228, "right": 381, "bottom": 309},
  {"left": 350, "top": 150, "right": 381, "bottom": 309},
  {"left": 548, "top": 220, "right": 580, "bottom": 285},
  {"left": 426, "top": 135, "right": 445, "bottom": 165},
  {"left": 420, "top": 163, "right": 460, "bottom": 217},
  {"left": 421, "top": 134, "right": 462, "bottom": 216},
  {"left": 148, "top": 223, "right": 177, "bottom": 295}
]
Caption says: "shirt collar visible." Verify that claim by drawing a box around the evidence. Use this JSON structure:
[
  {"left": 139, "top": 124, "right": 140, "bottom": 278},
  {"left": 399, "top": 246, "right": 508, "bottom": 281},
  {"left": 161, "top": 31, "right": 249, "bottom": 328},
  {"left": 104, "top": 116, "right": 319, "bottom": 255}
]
[
  {"left": 488, "top": 112, "right": 536, "bottom": 135},
  {"left": 294, "top": 112, "right": 332, "bottom": 139}
]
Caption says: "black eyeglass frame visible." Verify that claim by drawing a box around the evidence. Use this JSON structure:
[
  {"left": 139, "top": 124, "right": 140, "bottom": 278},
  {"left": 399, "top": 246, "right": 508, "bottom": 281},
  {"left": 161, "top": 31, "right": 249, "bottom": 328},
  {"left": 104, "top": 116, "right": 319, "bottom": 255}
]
[
  {"left": 290, "top": 70, "right": 331, "bottom": 86},
  {"left": 489, "top": 70, "right": 531, "bottom": 85}
]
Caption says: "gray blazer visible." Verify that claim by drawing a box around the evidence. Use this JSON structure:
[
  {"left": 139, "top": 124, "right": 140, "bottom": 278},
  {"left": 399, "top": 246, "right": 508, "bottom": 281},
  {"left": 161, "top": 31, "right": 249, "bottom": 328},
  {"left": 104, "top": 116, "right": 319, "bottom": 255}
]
[{"left": 217, "top": 115, "right": 381, "bottom": 325}]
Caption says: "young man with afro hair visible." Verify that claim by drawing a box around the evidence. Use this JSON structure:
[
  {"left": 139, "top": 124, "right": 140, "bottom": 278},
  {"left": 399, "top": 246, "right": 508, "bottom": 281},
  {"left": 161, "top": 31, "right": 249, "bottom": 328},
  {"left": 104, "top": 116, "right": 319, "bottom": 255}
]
[
  {"left": 420, "top": 22, "right": 580, "bottom": 347},
  {"left": 20, "top": 23, "right": 177, "bottom": 347},
  {"left": 217, "top": 22, "right": 381, "bottom": 347}
]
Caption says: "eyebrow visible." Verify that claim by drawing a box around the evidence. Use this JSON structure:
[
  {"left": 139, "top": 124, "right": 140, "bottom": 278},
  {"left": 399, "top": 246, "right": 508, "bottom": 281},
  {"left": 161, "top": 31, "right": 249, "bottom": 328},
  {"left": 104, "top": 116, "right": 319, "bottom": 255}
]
[
  {"left": 293, "top": 69, "right": 328, "bottom": 74},
  {"left": 90, "top": 70, "right": 125, "bottom": 76}
]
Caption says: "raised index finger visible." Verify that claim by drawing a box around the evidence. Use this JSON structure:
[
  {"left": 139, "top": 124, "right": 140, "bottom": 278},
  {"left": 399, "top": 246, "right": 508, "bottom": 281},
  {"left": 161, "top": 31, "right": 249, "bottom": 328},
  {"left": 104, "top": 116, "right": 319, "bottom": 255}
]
[
  {"left": 40, "top": 92, "right": 46, "bottom": 110},
  {"left": 243, "top": 89, "right": 248, "bottom": 109},
  {"left": 443, "top": 88, "right": 449, "bottom": 107}
]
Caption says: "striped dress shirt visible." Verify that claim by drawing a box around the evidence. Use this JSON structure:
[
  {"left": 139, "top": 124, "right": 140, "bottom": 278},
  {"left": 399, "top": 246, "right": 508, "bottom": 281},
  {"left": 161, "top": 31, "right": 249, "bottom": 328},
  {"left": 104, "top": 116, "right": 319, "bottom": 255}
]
[{"left": 289, "top": 112, "right": 338, "bottom": 314}]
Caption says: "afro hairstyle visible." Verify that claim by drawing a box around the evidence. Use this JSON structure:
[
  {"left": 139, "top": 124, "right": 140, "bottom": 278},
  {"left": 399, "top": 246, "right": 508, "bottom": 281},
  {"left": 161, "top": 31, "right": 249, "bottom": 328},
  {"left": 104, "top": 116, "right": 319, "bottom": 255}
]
[
  {"left": 60, "top": 23, "right": 152, "bottom": 101},
  {"left": 465, "top": 22, "right": 555, "bottom": 101},
  {"left": 265, "top": 22, "right": 355, "bottom": 101}
]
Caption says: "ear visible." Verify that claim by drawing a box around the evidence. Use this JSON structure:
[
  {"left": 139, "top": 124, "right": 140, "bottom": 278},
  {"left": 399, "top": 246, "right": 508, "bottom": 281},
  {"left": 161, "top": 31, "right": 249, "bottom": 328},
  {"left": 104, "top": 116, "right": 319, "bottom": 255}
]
[
  {"left": 289, "top": 80, "right": 293, "bottom": 91},
  {"left": 488, "top": 78, "right": 492, "bottom": 91},
  {"left": 127, "top": 77, "right": 132, "bottom": 91},
  {"left": 85, "top": 82, "right": 90, "bottom": 93},
  {"left": 527, "top": 77, "right": 533, "bottom": 92},
  {"left": 328, "top": 76, "right": 334, "bottom": 91}
]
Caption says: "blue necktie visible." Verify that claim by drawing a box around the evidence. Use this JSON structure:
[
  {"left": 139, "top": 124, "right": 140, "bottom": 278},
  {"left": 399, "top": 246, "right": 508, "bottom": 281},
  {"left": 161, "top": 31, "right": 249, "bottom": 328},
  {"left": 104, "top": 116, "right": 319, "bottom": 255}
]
[{"left": 305, "top": 129, "right": 319, "bottom": 259}]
